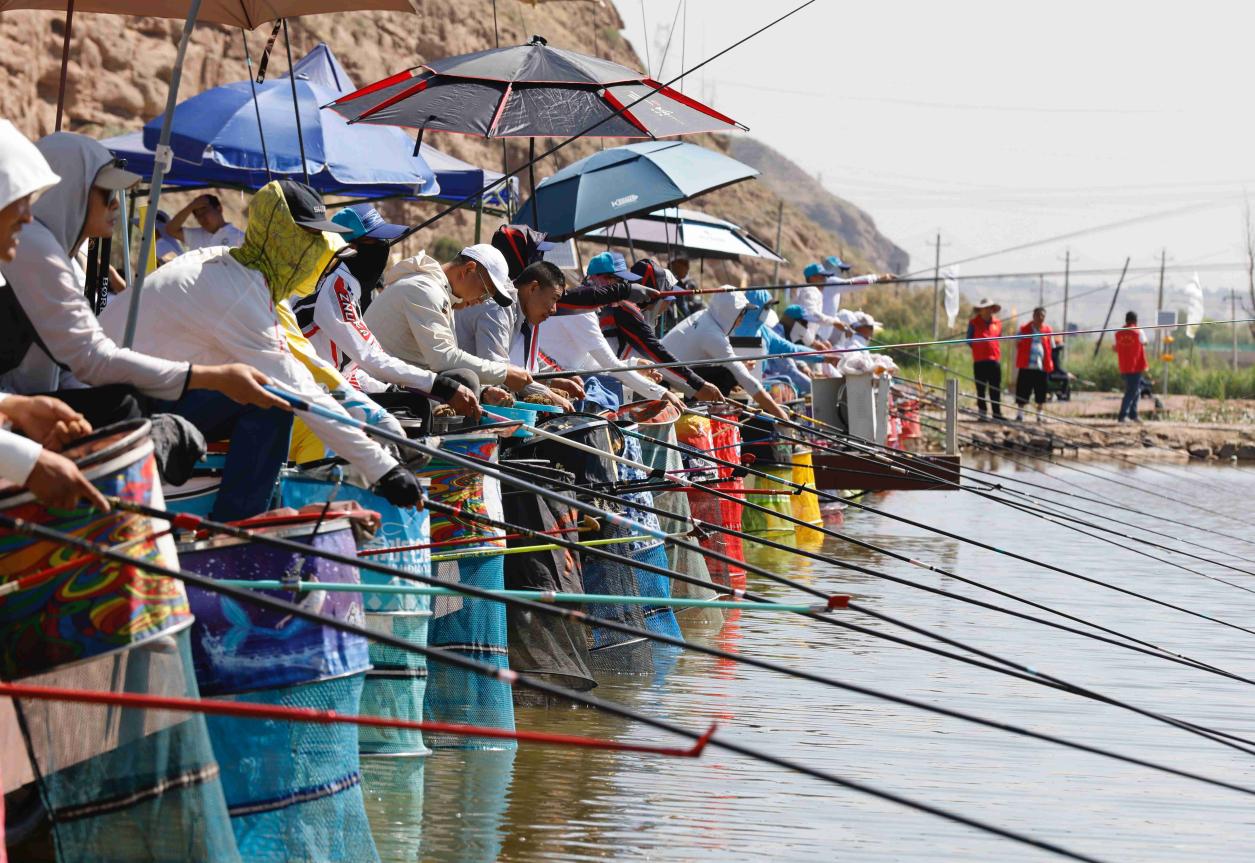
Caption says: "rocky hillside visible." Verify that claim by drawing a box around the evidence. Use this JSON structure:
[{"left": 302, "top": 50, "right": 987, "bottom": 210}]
[{"left": 0, "top": 0, "right": 906, "bottom": 281}]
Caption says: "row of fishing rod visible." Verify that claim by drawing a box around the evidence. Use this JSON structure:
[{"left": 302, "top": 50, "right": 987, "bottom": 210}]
[{"left": 6, "top": 381, "right": 1253, "bottom": 863}]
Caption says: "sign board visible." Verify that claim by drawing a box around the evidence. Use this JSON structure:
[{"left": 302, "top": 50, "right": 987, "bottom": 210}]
[
  {"left": 543, "top": 239, "right": 580, "bottom": 272},
  {"left": 1156, "top": 309, "right": 1177, "bottom": 327}
]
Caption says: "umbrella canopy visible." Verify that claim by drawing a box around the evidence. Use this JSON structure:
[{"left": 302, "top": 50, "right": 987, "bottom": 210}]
[
  {"left": 324, "top": 34, "right": 745, "bottom": 139},
  {"left": 138, "top": 42, "right": 437, "bottom": 196},
  {"left": 512, "top": 141, "right": 758, "bottom": 240},
  {"left": 0, "top": 0, "right": 415, "bottom": 29},
  {"left": 586, "top": 207, "right": 784, "bottom": 262}
]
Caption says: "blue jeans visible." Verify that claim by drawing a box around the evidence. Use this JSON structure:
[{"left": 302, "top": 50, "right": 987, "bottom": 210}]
[
  {"left": 155, "top": 390, "right": 293, "bottom": 521},
  {"left": 1119, "top": 373, "right": 1142, "bottom": 420}
]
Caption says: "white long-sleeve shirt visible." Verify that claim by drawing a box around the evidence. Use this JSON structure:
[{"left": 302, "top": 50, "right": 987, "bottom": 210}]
[
  {"left": 537, "top": 312, "right": 668, "bottom": 401},
  {"left": 292, "top": 263, "right": 439, "bottom": 395},
  {"left": 99, "top": 248, "right": 397, "bottom": 484},
  {"left": 365, "top": 253, "right": 510, "bottom": 386},
  {"left": 0, "top": 220, "right": 190, "bottom": 399},
  {"left": 818, "top": 274, "right": 880, "bottom": 340},
  {"left": 0, "top": 394, "right": 42, "bottom": 485},
  {"left": 661, "top": 306, "right": 766, "bottom": 398}
]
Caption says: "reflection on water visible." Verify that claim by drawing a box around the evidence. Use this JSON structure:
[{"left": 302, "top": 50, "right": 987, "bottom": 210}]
[{"left": 363, "top": 462, "right": 1255, "bottom": 862}]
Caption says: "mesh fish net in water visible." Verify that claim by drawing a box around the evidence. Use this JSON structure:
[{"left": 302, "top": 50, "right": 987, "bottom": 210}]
[
  {"left": 204, "top": 673, "right": 379, "bottom": 863},
  {"left": 5, "top": 629, "right": 238, "bottom": 863},
  {"left": 359, "top": 613, "right": 431, "bottom": 757},
  {"left": 499, "top": 463, "right": 597, "bottom": 703}
]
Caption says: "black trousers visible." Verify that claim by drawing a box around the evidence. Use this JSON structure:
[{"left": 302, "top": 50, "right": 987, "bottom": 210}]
[
  {"left": 972, "top": 360, "right": 1003, "bottom": 417},
  {"left": 1015, "top": 368, "right": 1048, "bottom": 407}
]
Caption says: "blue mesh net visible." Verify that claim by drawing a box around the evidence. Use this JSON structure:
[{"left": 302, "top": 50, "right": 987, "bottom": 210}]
[
  {"left": 360, "top": 612, "right": 432, "bottom": 757},
  {"left": 615, "top": 429, "right": 682, "bottom": 643},
  {"left": 579, "top": 518, "right": 655, "bottom": 675},
  {"left": 9, "top": 628, "right": 239, "bottom": 862},
  {"left": 204, "top": 673, "right": 380, "bottom": 863}
]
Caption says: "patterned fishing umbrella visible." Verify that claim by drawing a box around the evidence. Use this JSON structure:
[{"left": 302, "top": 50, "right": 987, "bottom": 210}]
[
  {"left": 512, "top": 141, "right": 758, "bottom": 240},
  {"left": 324, "top": 34, "right": 746, "bottom": 139}
]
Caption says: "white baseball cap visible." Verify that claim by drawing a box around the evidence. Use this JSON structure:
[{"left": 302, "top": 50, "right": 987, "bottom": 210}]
[{"left": 460, "top": 243, "right": 515, "bottom": 307}]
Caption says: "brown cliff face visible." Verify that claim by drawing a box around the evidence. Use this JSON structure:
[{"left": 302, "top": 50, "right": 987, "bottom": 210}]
[{"left": 0, "top": 0, "right": 906, "bottom": 281}]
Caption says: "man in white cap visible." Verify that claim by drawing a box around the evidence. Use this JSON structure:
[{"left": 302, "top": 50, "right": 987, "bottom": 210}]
[
  {"left": 366, "top": 243, "right": 534, "bottom": 396},
  {"left": 0, "top": 131, "right": 284, "bottom": 430},
  {"left": 0, "top": 119, "right": 108, "bottom": 511},
  {"left": 966, "top": 297, "right": 1004, "bottom": 421}
]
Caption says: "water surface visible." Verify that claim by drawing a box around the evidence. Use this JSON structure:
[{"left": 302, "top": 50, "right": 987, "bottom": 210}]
[{"left": 365, "top": 460, "right": 1255, "bottom": 862}]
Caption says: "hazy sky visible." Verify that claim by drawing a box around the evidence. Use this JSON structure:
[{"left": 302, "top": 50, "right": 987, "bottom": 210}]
[{"left": 611, "top": 0, "right": 1255, "bottom": 312}]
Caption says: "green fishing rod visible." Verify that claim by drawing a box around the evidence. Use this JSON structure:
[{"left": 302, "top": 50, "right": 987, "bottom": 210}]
[
  {"left": 262, "top": 386, "right": 1255, "bottom": 755},
  {"left": 108, "top": 498, "right": 1255, "bottom": 784},
  {"left": 531, "top": 318, "right": 1255, "bottom": 381}
]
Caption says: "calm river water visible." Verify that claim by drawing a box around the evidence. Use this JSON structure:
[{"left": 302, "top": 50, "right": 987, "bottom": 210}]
[{"left": 363, "top": 459, "right": 1255, "bottom": 862}]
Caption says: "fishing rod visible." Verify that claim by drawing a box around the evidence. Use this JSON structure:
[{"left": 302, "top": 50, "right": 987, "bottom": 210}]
[
  {"left": 358, "top": 516, "right": 598, "bottom": 556},
  {"left": 260, "top": 386, "right": 1255, "bottom": 752},
  {"left": 531, "top": 318, "right": 1255, "bottom": 380},
  {"left": 374, "top": 0, "right": 817, "bottom": 246},
  {"left": 8, "top": 513, "right": 1122, "bottom": 863},
  {"left": 108, "top": 498, "right": 1255, "bottom": 784},
  {"left": 701, "top": 407, "right": 1255, "bottom": 643},
  {"left": 0, "top": 681, "right": 710, "bottom": 757}
]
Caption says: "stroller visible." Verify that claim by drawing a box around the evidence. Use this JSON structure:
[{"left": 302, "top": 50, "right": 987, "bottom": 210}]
[{"left": 1046, "top": 343, "right": 1072, "bottom": 401}]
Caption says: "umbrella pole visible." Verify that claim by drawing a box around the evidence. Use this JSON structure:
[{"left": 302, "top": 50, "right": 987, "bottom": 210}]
[
  {"left": 623, "top": 218, "right": 636, "bottom": 259},
  {"left": 122, "top": 0, "right": 203, "bottom": 348},
  {"left": 771, "top": 200, "right": 784, "bottom": 285},
  {"left": 474, "top": 194, "right": 484, "bottom": 244},
  {"left": 528, "top": 137, "right": 541, "bottom": 227},
  {"left": 54, "top": 0, "right": 75, "bottom": 131},
  {"left": 281, "top": 19, "right": 311, "bottom": 185},
  {"left": 241, "top": 28, "right": 274, "bottom": 182}
]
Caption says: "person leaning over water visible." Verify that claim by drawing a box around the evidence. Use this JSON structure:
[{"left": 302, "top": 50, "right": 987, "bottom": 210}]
[
  {"left": 290, "top": 203, "right": 481, "bottom": 425},
  {"left": 0, "top": 130, "right": 286, "bottom": 432},
  {"left": 1113, "top": 310, "right": 1149, "bottom": 423},
  {"left": 100, "top": 179, "right": 424, "bottom": 518},
  {"left": 365, "top": 242, "right": 534, "bottom": 404},
  {"left": 966, "top": 298, "right": 1005, "bottom": 422},
  {"left": 1014, "top": 306, "right": 1054, "bottom": 423}
]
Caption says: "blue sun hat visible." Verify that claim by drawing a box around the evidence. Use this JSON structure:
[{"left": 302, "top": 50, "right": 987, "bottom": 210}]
[
  {"left": 803, "top": 262, "right": 833, "bottom": 280},
  {"left": 825, "top": 255, "right": 852, "bottom": 271},
  {"left": 586, "top": 251, "right": 640, "bottom": 281},
  {"left": 331, "top": 203, "right": 408, "bottom": 241}
]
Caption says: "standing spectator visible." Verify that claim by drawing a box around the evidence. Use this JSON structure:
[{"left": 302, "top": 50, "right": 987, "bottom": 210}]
[
  {"left": 165, "top": 193, "right": 245, "bottom": 250},
  {"left": 967, "top": 298, "right": 1004, "bottom": 421},
  {"left": 1014, "top": 306, "right": 1054, "bottom": 422},
  {"left": 1113, "top": 311, "right": 1149, "bottom": 423}
]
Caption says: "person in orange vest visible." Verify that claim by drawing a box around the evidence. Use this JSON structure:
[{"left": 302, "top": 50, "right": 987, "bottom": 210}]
[
  {"left": 966, "top": 298, "right": 1004, "bottom": 421},
  {"left": 1113, "top": 310, "right": 1149, "bottom": 423},
  {"left": 1013, "top": 307, "right": 1055, "bottom": 422}
]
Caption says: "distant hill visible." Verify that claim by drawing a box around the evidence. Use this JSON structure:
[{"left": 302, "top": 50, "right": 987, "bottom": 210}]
[{"left": 728, "top": 137, "right": 910, "bottom": 273}]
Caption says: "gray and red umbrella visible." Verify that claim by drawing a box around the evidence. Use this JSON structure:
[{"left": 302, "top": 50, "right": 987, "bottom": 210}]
[{"left": 324, "top": 34, "right": 746, "bottom": 140}]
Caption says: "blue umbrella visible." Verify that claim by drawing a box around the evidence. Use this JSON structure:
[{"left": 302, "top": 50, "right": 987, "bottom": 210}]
[
  {"left": 513, "top": 141, "right": 757, "bottom": 240},
  {"left": 138, "top": 43, "right": 438, "bottom": 198}
]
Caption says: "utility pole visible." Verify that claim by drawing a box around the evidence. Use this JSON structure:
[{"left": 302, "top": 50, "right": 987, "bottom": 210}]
[
  {"left": 1061, "top": 249, "right": 1071, "bottom": 336},
  {"left": 1155, "top": 248, "right": 1167, "bottom": 357},
  {"left": 771, "top": 200, "right": 784, "bottom": 287},
  {"left": 1233, "top": 287, "right": 1240, "bottom": 372},
  {"left": 931, "top": 232, "right": 941, "bottom": 339},
  {"left": 1038, "top": 274, "right": 1044, "bottom": 307}
]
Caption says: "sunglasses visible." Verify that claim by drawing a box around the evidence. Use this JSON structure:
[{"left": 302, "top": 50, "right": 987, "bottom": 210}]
[{"left": 472, "top": 263, "right": 495, "bottom": 303}]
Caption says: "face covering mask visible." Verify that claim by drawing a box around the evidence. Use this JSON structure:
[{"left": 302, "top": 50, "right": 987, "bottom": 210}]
[
  {"left": 230, "top": 181, "right": 336, "bottom": 304},
  {"left": 346, "top": 242, "right": 391, "bottom": 311}
]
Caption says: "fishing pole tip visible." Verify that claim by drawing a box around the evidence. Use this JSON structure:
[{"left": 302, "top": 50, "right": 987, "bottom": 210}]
[{"left": 686, "top": 722, "right": 719, "bottom": 757}]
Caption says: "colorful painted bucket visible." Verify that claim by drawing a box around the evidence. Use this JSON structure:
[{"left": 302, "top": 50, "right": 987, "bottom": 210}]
[
  {"left": 790, "top": 449, "right": 825, "bottom": 528},
  {"left": 741, "top": 465, "right": 797, "bottom": 536},
  {"left": 0, "top": 420, "right": 193, "bottom": 679},
  {"left": 177, "top": 518, "right": 370, "bottom": 696},
  {"left": 414, "top": 433, "right": 515, "bottom": 749}
]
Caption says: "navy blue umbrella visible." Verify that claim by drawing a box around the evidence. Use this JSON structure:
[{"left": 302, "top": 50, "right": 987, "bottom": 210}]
[
  {"left": 512, "top": 141, "right": 758, "bottom": 240},
  {"left": 136, "top": 43, "right": 439, "bottom": 198}
]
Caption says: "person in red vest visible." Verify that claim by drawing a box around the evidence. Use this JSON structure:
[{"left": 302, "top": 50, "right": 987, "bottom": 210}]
[
  {"left": 966, "top": 298, "right": 1004, "bottom": 421},
  {"left": 1113, "top": 310, "right": 1149, "bottom": 422},
  {"left": 1014, "top": 306, "right": 1055, "bottom": 422}
]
